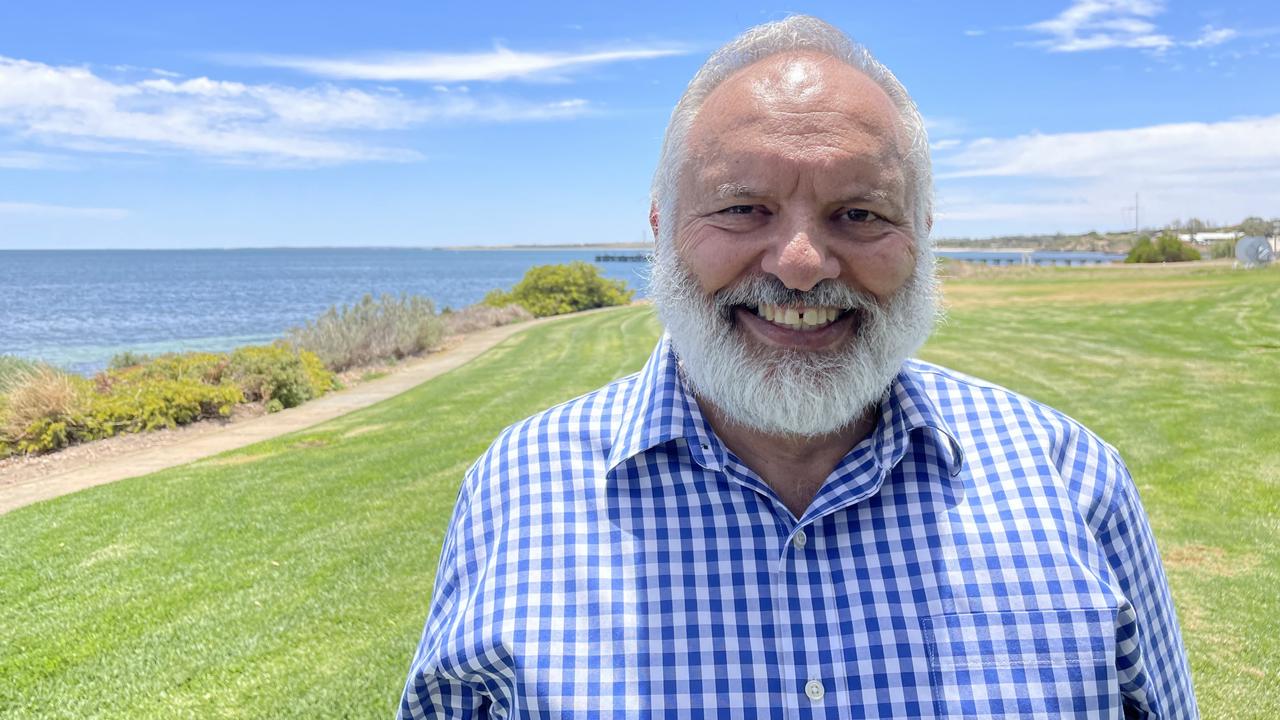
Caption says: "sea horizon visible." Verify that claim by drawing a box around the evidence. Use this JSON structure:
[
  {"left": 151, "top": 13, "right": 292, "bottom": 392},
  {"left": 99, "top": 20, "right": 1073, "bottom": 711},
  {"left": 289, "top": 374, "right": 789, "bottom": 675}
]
[{"left": 0, "top": 247, "right": 652, "bottom": 374}]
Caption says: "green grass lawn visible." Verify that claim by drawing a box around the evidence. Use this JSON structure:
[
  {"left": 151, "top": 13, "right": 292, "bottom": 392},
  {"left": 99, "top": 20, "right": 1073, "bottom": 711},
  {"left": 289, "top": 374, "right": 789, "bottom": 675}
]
[{"left": 1, "top": 263, "right": 1276, "bottom": 718}]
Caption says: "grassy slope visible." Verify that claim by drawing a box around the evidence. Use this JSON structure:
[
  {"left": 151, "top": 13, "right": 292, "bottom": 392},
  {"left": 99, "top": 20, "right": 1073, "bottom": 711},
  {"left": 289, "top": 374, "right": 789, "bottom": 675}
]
[
  {"left": 922, "top": 263, "right": 1279, "bottom": 713},
  {"left": 0, "top": 308, "right": 662, "bottom": 719},
  {"left": 1, "top": 264, "right": 1276, "bottom": 717}
]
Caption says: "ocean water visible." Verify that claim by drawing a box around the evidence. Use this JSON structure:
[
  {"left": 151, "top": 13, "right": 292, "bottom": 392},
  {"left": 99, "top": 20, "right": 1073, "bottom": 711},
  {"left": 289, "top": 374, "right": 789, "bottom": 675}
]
[{"left": 0, "top": 248, "right": 652, "bottom": 374}]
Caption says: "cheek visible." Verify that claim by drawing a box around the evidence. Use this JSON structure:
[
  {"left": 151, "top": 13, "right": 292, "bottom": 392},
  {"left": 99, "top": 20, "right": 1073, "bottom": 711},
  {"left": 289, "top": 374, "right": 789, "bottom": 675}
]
[
  {"left": 677, "top": 224, "right": 762, "bottom": 294},
  {"left": 841, "top": 233, "right": 918, "bottom": 298}
]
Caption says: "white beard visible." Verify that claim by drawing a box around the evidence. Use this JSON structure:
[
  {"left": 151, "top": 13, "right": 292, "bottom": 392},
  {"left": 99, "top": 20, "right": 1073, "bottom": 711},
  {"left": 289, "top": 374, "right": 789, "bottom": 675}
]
[{"left": 647, "top": 249, "right": 940, "bottom": 438}]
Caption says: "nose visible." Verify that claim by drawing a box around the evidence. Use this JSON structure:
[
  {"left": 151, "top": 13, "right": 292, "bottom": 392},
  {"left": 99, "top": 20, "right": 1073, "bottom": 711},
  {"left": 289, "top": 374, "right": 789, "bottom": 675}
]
[{"left": 760, "top": 218, "right": 840, "bottom": 292}]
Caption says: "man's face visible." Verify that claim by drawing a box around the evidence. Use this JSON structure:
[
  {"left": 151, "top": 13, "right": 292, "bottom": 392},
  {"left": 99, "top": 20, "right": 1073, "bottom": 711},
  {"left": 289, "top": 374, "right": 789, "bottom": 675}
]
[{"left": 649, "top": 52, "right": 937, "bottom": 437}]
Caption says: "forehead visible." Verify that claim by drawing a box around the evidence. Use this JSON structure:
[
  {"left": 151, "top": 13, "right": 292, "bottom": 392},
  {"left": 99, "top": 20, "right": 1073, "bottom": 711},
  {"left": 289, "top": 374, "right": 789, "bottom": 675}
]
[{"left": 684, "top": 52, "right": 906, "bottom": 197}]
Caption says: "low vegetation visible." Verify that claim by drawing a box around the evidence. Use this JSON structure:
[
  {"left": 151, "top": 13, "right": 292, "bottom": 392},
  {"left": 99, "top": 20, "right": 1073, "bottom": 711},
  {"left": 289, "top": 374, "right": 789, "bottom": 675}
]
[
  {"left": 0, "top": 265, "right": 1274, "bottom": 717},
  {"left": 0, "top": 343, "right": 329, "bottom": 457},
  {"left": 482, "top": 261, "right": 633, "bottom": 317},
  {"left": 1210, "top": 240, "right": 1235, "bottom": 259},
  {"left": 288, "top": 294, "right": 446, "bottom": 372},
  {"left": 1125, "top": 233, "right": 1202, "bottom": 263},
  {"left": 440, "top": 303, "right": 533, "bottom": 336}
]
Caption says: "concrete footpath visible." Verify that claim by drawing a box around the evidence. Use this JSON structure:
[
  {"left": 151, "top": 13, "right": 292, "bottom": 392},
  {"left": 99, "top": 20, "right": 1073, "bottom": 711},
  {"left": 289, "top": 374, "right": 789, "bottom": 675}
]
[{"left": 0, "top": 312, "right": 583, "bottom": 515}]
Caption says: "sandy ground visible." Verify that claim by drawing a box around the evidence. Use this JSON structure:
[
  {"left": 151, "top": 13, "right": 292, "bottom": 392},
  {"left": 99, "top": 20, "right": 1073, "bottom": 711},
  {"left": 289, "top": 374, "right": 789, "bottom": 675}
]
[{"left": 0, "top": 311, "right": 596, "bottom": 515}]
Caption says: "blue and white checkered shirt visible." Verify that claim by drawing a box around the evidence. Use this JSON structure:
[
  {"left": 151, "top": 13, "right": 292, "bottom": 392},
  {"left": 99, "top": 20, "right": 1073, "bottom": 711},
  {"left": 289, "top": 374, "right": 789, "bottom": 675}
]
[{"left": 399, "top": 335, "right": 1197, "bottom": 718}]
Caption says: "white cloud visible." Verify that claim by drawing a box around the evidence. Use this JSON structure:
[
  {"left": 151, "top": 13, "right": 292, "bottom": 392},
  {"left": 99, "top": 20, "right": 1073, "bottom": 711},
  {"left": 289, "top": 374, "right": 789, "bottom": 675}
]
[
  {"left": 938, "top": 115, "right": 1280, "bottom": 179},
  {"left": 1024, "top": 2, "right": 1243, "bottom": 54},
  {"left": 932, "top": 114, "right": 1280, "bottom": 236},
  {"left": 1186, "top": 25, "right": 1238, "bottom": 48},
  {"left": 1025, "top": 0, "right": 1174, "bottom": 52},
  {"left": 0, "top": 201, "right": 128, "bottom": 219},
  {"left": 231, "top": 45, "right": 687, "bottom": 83},
  {"left": 0, "top": 56, "right": 593, "bottom": 165}
]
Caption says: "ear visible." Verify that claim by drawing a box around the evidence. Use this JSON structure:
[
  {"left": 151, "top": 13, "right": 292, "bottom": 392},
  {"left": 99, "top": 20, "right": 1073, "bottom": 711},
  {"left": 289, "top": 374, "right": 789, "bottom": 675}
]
[{"left": 649, "top": 201, "right": 660, "bottom": 241}]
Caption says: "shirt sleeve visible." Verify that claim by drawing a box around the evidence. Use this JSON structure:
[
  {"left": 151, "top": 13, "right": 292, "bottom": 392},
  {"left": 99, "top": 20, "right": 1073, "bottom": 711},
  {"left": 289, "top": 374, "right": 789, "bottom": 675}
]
[
  {"left": 1092, "top": 446, "right": 1199, "bottom": 719},
  {"left": 396, "top": 474, "right": 492, "bottom": 720}
]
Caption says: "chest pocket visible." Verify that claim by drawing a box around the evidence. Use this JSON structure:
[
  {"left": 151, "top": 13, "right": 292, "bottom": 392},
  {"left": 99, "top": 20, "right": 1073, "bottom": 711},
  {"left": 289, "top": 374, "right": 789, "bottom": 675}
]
[{"left": 922, "top": 608, "right": 1119, "bottom": 718}]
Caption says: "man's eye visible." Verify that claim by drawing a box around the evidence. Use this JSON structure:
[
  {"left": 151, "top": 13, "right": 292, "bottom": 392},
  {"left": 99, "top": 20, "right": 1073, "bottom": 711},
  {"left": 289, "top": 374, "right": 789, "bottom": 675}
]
[
  {"left": 721, "top": 205, "right": 757, "bottom": 215},
  {"left": 845, "top": 208, "right": 880, "bottom": 222}
]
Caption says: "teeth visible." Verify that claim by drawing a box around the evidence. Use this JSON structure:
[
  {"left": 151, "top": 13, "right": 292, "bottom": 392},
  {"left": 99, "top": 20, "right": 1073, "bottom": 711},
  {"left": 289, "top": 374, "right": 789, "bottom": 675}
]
[{"left": 754, "top": 304, "right": 842, "bottom": 331}]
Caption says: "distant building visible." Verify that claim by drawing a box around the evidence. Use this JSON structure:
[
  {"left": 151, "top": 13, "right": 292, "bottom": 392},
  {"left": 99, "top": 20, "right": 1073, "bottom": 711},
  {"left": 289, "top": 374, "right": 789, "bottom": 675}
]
[{"left": 1178, "top": 231, "right": 1241, "bottom": 244}]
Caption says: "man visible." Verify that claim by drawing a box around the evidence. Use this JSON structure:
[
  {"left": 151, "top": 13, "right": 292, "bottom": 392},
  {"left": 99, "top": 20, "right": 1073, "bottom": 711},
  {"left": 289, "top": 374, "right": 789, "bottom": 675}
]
[{"left": 399, "top": 15, "right": 1196, "bottom": 719}]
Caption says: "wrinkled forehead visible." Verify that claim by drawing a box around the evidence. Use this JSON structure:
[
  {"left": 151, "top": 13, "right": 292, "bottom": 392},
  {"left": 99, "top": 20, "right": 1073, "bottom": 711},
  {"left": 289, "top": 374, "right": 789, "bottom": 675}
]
[{"left": 683, "top": 52, "right": 907, "bottom": 191}]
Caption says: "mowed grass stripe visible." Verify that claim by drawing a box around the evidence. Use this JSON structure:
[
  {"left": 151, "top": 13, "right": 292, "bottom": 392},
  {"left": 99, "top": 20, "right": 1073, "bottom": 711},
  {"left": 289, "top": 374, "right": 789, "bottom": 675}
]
[{"left": 2, "top": 265, "right": 1277, "bottom": 718}]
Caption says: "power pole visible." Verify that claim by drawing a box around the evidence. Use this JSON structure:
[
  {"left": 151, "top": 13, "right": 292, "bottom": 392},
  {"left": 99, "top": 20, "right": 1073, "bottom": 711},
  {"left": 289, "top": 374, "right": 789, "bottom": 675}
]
[{"left": 1122, "top": 193, "right": 1140, "bottom": 234}]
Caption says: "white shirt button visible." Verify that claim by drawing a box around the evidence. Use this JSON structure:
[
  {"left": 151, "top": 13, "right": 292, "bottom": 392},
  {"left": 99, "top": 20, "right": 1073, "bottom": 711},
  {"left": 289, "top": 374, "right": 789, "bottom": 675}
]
[
  {"left": 804, "top": 679, "right": 825, "bottom": 701},
  {"left": 793, "top": 529, "right": 808, "bottom": 549}
]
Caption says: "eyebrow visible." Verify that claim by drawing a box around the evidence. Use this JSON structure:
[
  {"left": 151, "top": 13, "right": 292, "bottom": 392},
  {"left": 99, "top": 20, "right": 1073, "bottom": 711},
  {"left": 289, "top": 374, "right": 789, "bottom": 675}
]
[
  {"left": 710, "top": 182, "right": 902, "bottom": 212},
  {"left": 715, "top": 183, "right": 757, "bottom": 199},
  {"left": 848, "top": 189, "right": 890, "bottom": 204}
]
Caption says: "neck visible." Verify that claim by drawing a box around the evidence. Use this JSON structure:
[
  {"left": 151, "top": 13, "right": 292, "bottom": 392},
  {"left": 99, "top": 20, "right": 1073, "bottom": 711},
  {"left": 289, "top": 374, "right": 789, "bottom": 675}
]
[{"left": 698, "top": 396, "right": 877, "bottom": 520}]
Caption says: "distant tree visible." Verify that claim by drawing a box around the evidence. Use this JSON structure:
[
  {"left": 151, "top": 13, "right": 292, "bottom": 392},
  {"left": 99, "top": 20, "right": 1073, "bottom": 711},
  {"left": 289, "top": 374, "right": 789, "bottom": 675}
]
[
  {"left": 1239, "top": 216, "right": 1271, "bottom": 237},
  {"left": 1125, "top": 234, "right": 1202, "bottom": 263},
  {"left": 1210, "top": 240, "right": 1235, "bottom": 259},
  {"left": 483, "top": 261, "right": 633, "bottom": 317},
  {"left": 1184, "top": 218, "right": 1208, "bottom": 233}
]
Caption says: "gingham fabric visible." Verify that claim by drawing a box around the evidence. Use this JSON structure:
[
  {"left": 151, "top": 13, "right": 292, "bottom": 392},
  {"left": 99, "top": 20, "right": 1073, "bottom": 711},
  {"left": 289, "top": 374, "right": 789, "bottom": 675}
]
[{"left": 398, "top": 335, "right": 1197, "bottom": 719}]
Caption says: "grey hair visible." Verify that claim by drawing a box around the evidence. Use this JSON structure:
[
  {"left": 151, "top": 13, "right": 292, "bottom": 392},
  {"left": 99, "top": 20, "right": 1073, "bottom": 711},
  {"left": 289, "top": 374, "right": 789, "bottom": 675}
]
[{"left": 650, "top": 15, "right": 932, "bottom": 250}]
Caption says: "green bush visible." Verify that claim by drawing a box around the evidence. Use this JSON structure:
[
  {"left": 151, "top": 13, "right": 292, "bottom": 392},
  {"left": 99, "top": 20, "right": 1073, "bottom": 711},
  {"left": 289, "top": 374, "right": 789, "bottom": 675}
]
[
  {"left": 10, "top": 376, "right": 243, "bottom": 455},
  {"left": 1, "top": 344, "right": 337, "bottom": 455},
  {"left": 289, "top": 294, "right": 445, "bottom": 371},
  {"left": 226, "top": 344, "right": 335, "bottom": 409},
  {"left": 482, "top": 261, "right": 633, "bottom": 317},
  {"left": 104, "top": 352, "right": 228, "bottom": 387},
  {"left": 1126, "top": 234, "right": 1202, "bottom": 263},
  {"left": 0, "top": 366, "right": 92, "bottom": 455},
  {"left": 107, "top": 351, "right": 154, "bottom": 371},
  {"left": 1210, "top": 240, "right": 1235, "bottom": 259}
]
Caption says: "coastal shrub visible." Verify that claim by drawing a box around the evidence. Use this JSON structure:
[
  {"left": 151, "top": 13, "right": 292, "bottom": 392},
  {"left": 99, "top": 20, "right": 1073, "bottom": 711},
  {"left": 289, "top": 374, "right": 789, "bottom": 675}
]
[
  {"left": 11, "top": 377, "right": 243, "bottom": 455},
  {"left": 0, "top": 344, "right": 336, "bottom": 456},
  {"left": 226, "top": 344, "right": 335, "bottom": 409},
  {"left": 289, "top": 293, "right": 445, "bottom": 371},
  {"left": 108, "top": 351, "right": 154, "bottom": 370},
  {"left": 84, "top": 380, "right": 243, "bottom": 436},
  {"left": 1210, "top": 240, "right": 1235, "bottom": 259},
  {"left": 482, "top": 262, "right": 633, "bottom": 318},
  {"left": 441, "top": 303, "right": 534, "bottom": 336},
  {"left": 0, "top": 367, "right": 91, "bottom": 449},
  {"left": 1126, "top": 234, "right": 1202, "bottom": 263},
  {"left": 101, "top": 352, "right": 228, "bottom": 389},
  {"left": 0, "top": 355, "right": 43, "bottom": 394}
]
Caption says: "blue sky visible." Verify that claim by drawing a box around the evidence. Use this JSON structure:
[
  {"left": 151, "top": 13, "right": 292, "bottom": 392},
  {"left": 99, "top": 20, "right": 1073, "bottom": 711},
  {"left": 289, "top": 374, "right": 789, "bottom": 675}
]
[{"left": 1, "top": 0, "right": 1277, "bottom": 249}]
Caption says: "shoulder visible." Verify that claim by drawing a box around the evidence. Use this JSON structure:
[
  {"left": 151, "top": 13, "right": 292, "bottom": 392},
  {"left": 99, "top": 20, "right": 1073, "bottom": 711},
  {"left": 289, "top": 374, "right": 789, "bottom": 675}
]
[
  {"left": 904, "top": 358, "right": 1117, "bottom": 451},
  {"left": 461, "top": 370, "right": 641, "bottom": 501},
  {"left": 902, "top": 358, "right": 1132, "bottom": 533}
]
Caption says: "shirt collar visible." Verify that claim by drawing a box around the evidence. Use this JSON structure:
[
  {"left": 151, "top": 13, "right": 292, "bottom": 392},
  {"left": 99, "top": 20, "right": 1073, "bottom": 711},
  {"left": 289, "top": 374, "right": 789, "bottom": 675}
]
[
  {"left": 606, "top": 334, "right": 722, "bottom": 474},
  {"left": 606, "top": 335, "right": 964, "bottom": 478},
  {"left": 875, "top": 360, "right": 966, "bottom": 477}
]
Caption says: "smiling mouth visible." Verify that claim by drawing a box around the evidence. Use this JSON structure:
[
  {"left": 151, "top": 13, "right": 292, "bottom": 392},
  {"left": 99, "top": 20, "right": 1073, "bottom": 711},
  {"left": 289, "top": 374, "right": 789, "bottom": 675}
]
[{"left": 749, "top": 303, "right": 849, "bottom": 332}]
